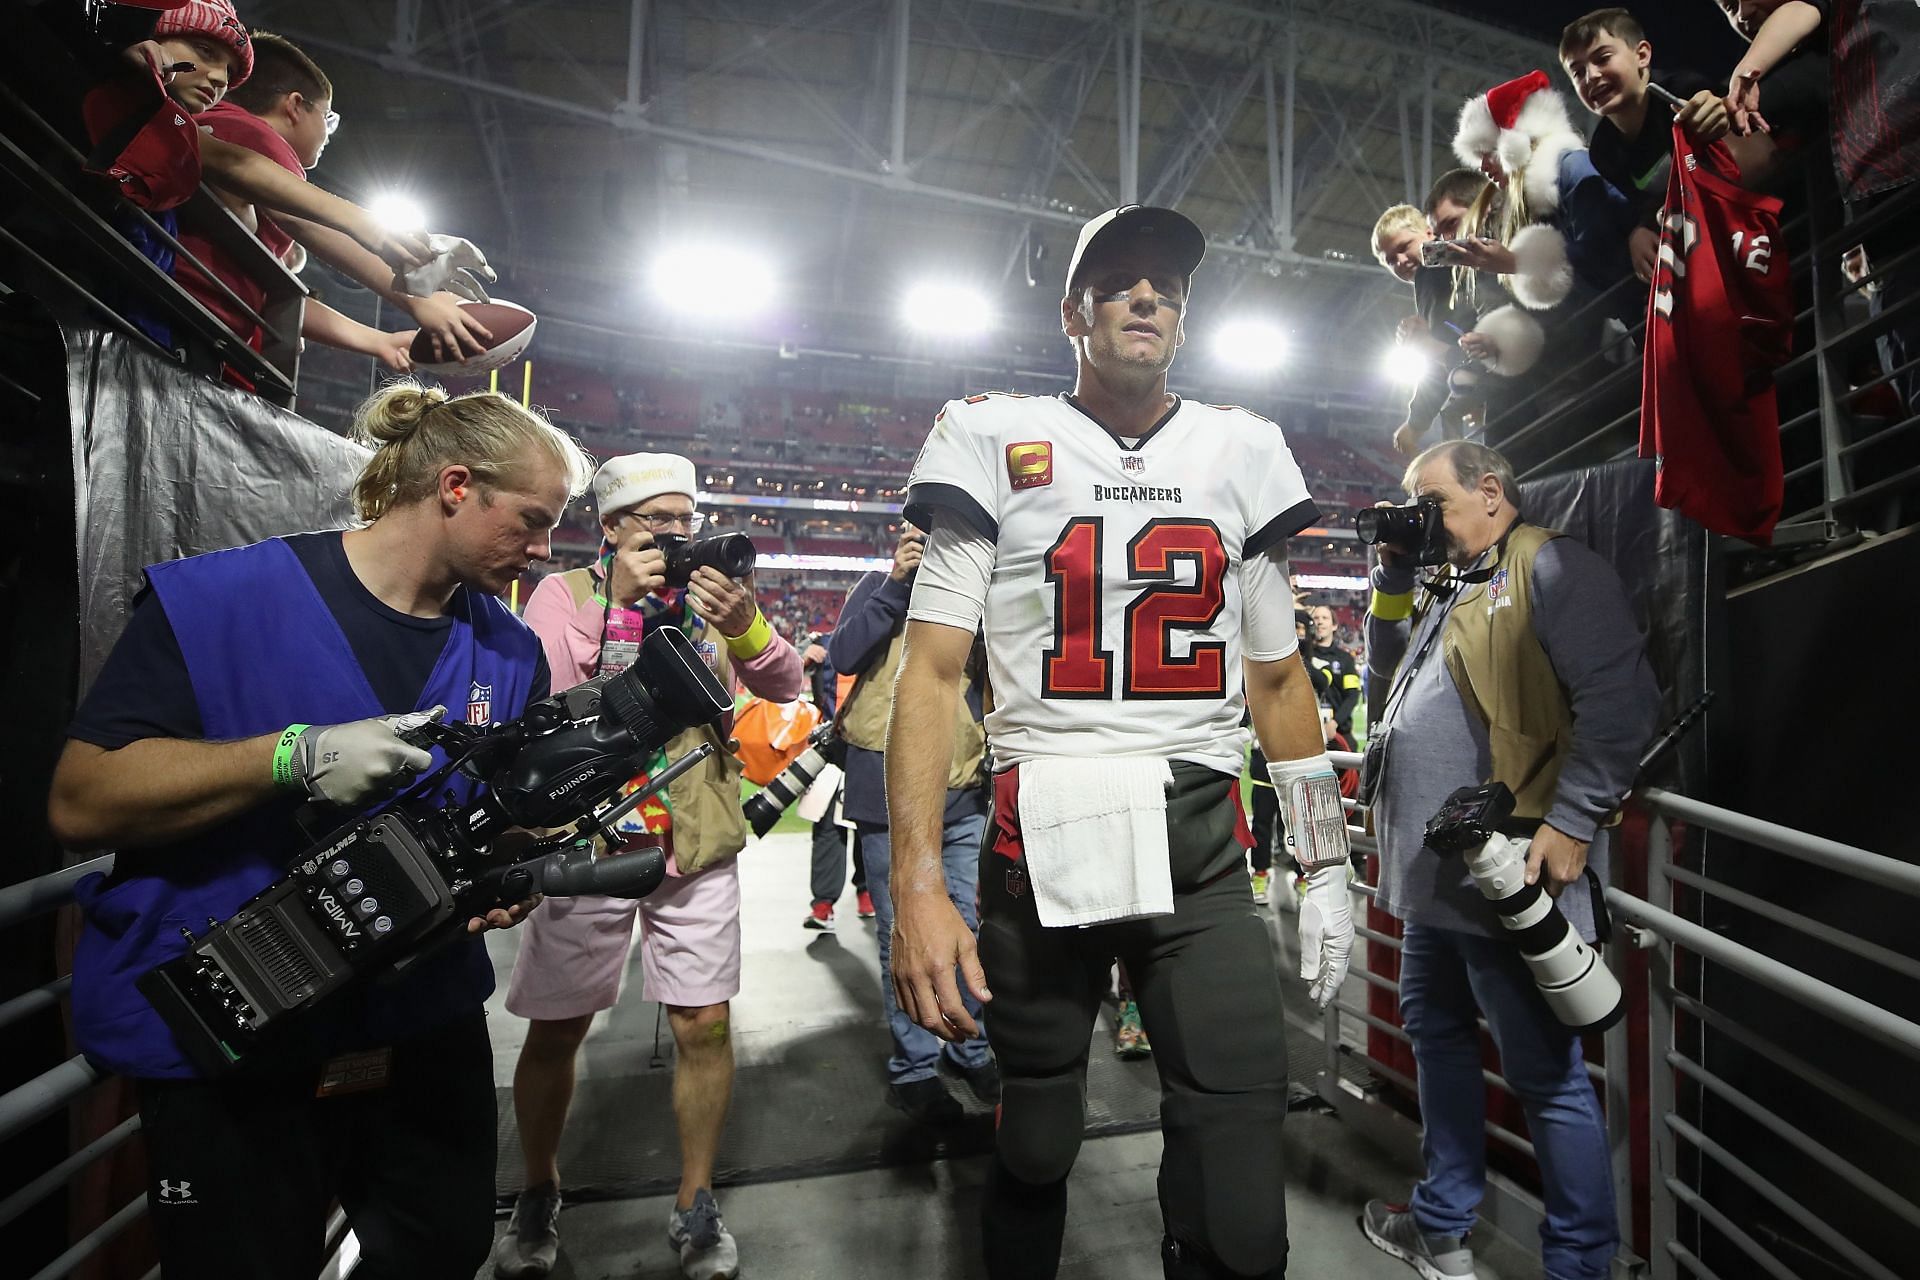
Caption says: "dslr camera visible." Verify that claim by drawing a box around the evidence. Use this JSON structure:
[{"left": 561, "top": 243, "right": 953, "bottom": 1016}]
[
  {"left": 656, "top": 532, "right": 756, "bottom": 586},
  {"left": 1425, "top": 782, "right": 1623, "bottom": 1031},
  {"left": 139, "top": 627, "right": 731, "bottom": 1075},
  {"left": 1354, "top": 495, "right": 1448, "bottom": 566}
]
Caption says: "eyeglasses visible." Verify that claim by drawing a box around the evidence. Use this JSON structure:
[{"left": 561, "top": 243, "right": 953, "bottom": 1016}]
[
  {"left": 298, "top": 96, "right": 341, "bottom": 136},
  {"left": 619, "top": 510, "right": 706, "bottom": 534}
]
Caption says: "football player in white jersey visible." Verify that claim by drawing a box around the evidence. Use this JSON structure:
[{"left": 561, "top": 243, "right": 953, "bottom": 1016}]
[{"left": 885, "top": 205, "right": 1355, "bottom": 1280}]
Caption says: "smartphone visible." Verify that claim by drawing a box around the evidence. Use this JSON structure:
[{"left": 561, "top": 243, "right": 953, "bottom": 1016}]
[{"left": 1420, "top": 239, "right": 1462, "bottom": 268}]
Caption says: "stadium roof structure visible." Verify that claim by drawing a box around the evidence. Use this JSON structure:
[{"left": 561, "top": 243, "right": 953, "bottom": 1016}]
[{"left": 260, "top": 0, "right": 1558, "bottom": 413}]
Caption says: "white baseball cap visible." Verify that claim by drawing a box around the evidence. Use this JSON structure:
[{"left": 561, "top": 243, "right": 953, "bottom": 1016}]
[
  {"left": 1064, "top": 205, "right": 1207, "bottom": 296},
  {"left": 591, "top": 452, "right": 697, "bottom": 519}
]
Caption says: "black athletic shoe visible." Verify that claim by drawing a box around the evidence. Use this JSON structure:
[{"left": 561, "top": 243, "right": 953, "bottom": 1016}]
[
  {"left": 888, "top": 1076, "right": 964, "bottom": 1125},
  {"left": 951, "top": 1057, "right": 1002, "bottom": 1104}
]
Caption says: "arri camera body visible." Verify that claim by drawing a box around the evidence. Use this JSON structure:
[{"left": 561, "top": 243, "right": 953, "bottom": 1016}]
[
  {"left": 139, "top": 626, "right": 731, "bottom": 1076},
  {"left": 1354, "top": 495, "right": 1448, "bottom": 566},
  {"left": 1424, "top": 782, "right": 1623, "bottom": 1031},
  {"left": 656, "top": 532, "right": 756, "bottom": 586}
]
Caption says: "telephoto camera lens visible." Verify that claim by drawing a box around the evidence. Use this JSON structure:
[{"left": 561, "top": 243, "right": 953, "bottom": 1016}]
[
  {"left": 742, "top": 725, "right": 845, "bottom": 837},
  {"left": 657, "top": 533, "right": 757, "bottom": 586}
]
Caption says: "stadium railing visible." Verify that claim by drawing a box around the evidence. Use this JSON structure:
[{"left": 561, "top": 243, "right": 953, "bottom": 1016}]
[
  {"left": 1, "top": 13, "right": 305, "bottom": 408},
  {"left": 1479, "top": 150, "right": 1920, "bottom": 545},
  {"left": 1321, "top": 749, "right": 1919, "bottom": 1280}
]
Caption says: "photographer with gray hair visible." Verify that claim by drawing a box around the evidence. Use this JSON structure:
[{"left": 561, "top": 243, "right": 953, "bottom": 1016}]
[{"left": 1357, "top": 439, "right": 1658, "bottom": 1280}]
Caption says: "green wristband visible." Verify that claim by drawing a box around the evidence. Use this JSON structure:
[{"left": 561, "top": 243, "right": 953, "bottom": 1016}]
[{"left": 272, "top": 724, "right": 309, "bottom": 789}]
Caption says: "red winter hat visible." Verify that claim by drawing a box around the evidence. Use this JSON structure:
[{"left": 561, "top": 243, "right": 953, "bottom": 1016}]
[
  {"left": 152, "top": 0, "right": 253, "bottom": 87},
  {"left": 1452, "top": 69, "right": 1575, "bottom": 180}
]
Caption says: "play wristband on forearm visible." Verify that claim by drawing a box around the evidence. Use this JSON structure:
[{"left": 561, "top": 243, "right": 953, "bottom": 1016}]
[
  {"left": 723, "top": 608, "right": 774, "bottom": 660},
  {"left": 271, "top": 725, "right": 310, "bottom": 789},
  {"left": 1268, "top": 752, "right": 1351, "bottom": 871}
]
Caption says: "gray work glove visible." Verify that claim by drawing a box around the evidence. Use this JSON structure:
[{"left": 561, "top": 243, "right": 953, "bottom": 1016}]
[
  {"left": 290, "top": 707, "right": 443, "bottom": 807},
  {"left": 396, "top": 234, "right": 495, "bottom": 303}
]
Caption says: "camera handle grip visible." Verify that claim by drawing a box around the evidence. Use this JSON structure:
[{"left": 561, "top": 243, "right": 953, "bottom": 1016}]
[{"left": 583, "top": 742, "right": 715, "bottom": 848}]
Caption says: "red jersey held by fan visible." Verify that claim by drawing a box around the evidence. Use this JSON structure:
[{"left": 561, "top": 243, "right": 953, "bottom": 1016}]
[{"left": 1640, "top": 124, "right": 1795, "bottom": 543}]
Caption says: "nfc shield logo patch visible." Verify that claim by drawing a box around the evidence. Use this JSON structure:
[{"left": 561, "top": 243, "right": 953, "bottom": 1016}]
[{"left": 1006, "top": 441, "right": 1053, "bottom": 490}]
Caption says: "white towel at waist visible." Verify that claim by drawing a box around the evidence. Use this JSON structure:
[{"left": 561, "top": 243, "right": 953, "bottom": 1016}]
[{"left": 1016, "top": 757, "right": 1175, "bottom": 927}]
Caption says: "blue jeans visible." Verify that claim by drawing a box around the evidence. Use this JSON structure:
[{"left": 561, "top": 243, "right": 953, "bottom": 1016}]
[
  {"left": 1399, "top": 923, "right": 1616, "bottom": 1280},
  {"left": 858, "top": 813, "right": 991, "bottom": 1084}
]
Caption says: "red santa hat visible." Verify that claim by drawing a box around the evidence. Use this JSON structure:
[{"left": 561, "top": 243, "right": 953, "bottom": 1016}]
[
  {"left": 152, "top": 0, "right": 254, "bottom": 87},
  {"left": 1452, "top": 69, "right": 1585, "bottom": 216}
]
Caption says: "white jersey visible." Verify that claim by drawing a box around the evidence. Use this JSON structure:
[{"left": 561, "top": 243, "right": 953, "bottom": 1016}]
[{"left": 904, "top": 391, "right": 1319, "bottom": 774}]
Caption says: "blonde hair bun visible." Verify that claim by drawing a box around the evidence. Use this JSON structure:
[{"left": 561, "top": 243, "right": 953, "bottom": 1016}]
[{"left": 353, "top": 379, "right": 450, "bottom": 447}]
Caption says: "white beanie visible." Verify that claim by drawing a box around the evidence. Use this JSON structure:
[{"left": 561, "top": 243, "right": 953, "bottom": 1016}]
[{"left": 592, "top": 452, "right": 697, "bottom": 519}]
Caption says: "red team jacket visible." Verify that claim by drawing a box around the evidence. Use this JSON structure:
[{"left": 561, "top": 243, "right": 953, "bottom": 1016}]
[{"left": 1640, "top": 124, "right": 1795, "bottom": 543}]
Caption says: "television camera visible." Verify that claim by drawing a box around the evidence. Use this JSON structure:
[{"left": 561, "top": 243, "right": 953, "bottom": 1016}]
[{"left": 139, "top": 626, "right": 731, "bottom": 1075}]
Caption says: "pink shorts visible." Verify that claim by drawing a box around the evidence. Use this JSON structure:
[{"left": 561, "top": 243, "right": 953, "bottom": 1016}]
[{"left": 503, "top": 856, "right": 742, "bottom": 1019}]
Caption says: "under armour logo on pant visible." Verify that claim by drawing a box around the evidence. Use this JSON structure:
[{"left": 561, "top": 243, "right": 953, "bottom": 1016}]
[{"left": 158, "top": 1180, "right": 194, "bottom": 1201}]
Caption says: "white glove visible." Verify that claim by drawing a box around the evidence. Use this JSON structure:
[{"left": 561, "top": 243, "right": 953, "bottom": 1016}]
[
  {"left": 290, "top": 707, "right": 443, "bottom": 807},
  {"left": 397, "top": 235, "right": 495, "bottom": 303},
  {"left": 1268, "top": 752, "right": 1355, "bottom": 1008},
  {"left": 1298, "top": 862, "right": 1354, "bottom": 1008}
]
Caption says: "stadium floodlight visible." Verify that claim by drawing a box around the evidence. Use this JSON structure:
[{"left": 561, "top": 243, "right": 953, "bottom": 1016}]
[
  {"left": 903, "top": 282, "right": 995, "bottom": 333},
  {"left": 1381, "top": 345, "right": 1431, "bottom": 385},
  {"left": 650, "top": 246, "right": 778, "bottom": 317},
  {"left": 1212, "top": 319, "right": 1287, "bottom": 371},
  {"left": 368, "top": 193, "right": 428, "bottom": 232}
]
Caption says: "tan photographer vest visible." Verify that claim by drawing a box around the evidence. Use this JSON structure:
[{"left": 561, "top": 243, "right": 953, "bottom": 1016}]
[
  {"left": 555, "top": 568, "right": 748, "bottom": 874},
  {"left": 837, "top": 626, "right": 986, "bottom": 790},
  {"left": 1437, "top": 523, "right": 1576, "bottom": 824}
]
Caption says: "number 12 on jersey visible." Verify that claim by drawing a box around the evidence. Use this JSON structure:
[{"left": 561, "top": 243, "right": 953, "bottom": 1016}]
[{"left": 1041, "top": 516, "right": 1228, "bottom": 700}]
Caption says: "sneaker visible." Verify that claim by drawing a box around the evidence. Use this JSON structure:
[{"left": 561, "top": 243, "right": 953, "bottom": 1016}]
[
  {"left": 888, "top": 1075, "right": 964, "bottom": 1125},
  {"left": 803, "top": 900, "right": 835, "bottom": 931},
  {"left": 666, "top": 1188, "right": 740, "bottom": 1280},
  {"left": 856, "top": 889, "right": 877, "bottom": 919},
  {"left": 1250, "top": 870, "right": 1271, "bottom": 904},
  {"left": 493, "top": 1180, "right": 562, "bottom": 1278},
  {"left": 949, "top": 1056, "right": 1001, "bottom": 1104},
  {"left": 1359, "top": 1200, "right": 1475, "bottom": 1280},
  {"left": 1114, "top": 998, "right": 1151, "bottom": 1059}
]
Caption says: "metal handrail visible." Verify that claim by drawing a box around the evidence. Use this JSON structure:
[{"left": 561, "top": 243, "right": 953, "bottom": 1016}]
[
  {"left": 1666, "top": 1051, "right": 1920, "bottom": 1233},
  {"left": 1605, "top": 889, "right": 1920, "bottom": 1062},
  {"left": 25, "top": 1194, "right": 147, "bottom": 1280},
  {"left": 1637, "top": 786, "right": 1920, "bottom": 896},
  {"left": 1673, "top": 994, "right": 1920, "bottom": 1150},
  {"left": 1663, "top": 862, "right": 1920, "bottom": 981},
  {"left": 0, "top": 855, "right": 112, "bottom": 931},
  {"left": 0, "top": 1114, "right": 140, "bottom": 1232},
  {"left": 0, "top": 1056, "right": 104, "bottom": 1146},
  {"left": 1667, "top": 1113, "right": 1899, "bottom": 1280}
]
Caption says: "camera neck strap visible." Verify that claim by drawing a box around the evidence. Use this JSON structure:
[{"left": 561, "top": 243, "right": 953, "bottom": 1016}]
[{"left": 1376, "top": 517, "right": 1525, "bottom": 731}]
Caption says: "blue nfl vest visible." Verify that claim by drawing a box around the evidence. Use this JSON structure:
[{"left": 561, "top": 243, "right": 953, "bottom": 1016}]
[{"left": 69, "top": 537, "right": 542, "bottom": 1078}]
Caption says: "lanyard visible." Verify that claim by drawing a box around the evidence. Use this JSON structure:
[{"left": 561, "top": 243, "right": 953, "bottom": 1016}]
[{"left": 1376, "top": 586, "right": 1457, "bottom": 731}]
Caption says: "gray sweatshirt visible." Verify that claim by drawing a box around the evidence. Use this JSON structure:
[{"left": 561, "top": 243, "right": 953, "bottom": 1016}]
[{"left": 1363, "top": 535, "right": 1661, "bottom": 939}]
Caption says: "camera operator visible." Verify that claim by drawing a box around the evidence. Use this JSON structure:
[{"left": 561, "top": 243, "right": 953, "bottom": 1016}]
[
  {"left": 1357, "top": 441, "right": 1658, "bottom": 1280},
  {"left": 827, "top": 523, "right": 997, "bottom": 1126},
  {"left": 495, "top": 452, "right": 799, "bottom": 1280},
  {"left": 47, "top": 381, "right": 592, "bottom": 1279}
]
